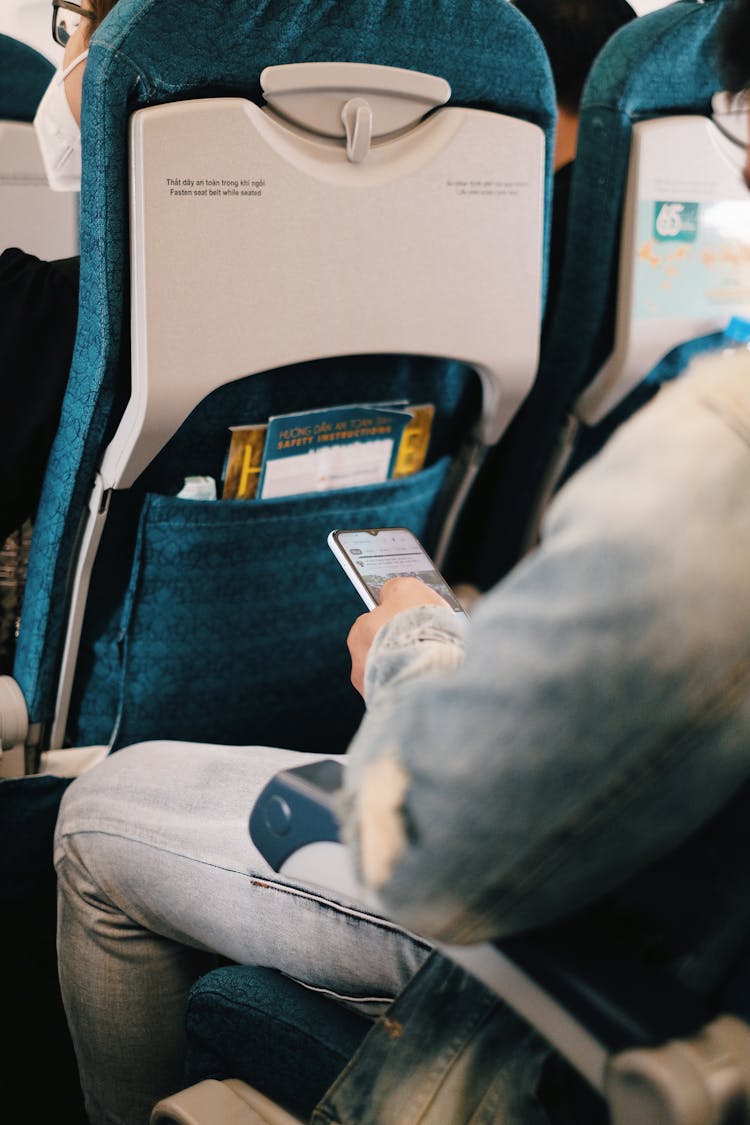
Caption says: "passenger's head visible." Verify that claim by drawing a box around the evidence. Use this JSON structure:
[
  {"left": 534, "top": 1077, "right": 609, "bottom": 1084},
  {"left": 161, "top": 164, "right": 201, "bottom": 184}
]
[
  {"left": 53, "top": 0, "right": 119, "bottom": 46},
  {"left": 514, "top": 0, "right": 637, "bottom": 114},
  {"left": 54, "top": 0, "right": 120, "bottom": 124},
  {"left": 35, "top": 0, "right": 119, "bottom": 190},
  {"left": 717, "top": 0, "right": 750, "bottom": 189}
]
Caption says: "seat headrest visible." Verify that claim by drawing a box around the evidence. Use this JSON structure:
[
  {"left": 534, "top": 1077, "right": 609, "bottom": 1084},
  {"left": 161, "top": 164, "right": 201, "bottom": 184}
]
[{"left": 0, "top": 33, "right": 53, "bottom": 122}]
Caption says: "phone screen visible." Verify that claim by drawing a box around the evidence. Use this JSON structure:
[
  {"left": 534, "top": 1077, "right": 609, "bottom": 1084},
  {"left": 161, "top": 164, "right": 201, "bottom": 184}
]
[{"left": 331, "top": 527, "right": 465, "bottom": 613}]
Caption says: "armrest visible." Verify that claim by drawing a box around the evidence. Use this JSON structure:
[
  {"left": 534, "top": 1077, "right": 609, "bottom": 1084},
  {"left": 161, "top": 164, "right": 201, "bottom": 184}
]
[
  {"left": 0, "top": 675, "right": 29, "bottom": 777},
  {"left": 0, "top": 675, "right": 28, "bottom": 751}
]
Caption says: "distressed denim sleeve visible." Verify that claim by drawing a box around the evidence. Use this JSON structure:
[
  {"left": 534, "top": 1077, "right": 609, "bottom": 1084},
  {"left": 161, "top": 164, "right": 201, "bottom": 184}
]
[
  {"left": 363, "top": 605, "right": 467, "bottom": 708},
  {"left": 341, "top": 350, "right": 750, "bottom": 945}
]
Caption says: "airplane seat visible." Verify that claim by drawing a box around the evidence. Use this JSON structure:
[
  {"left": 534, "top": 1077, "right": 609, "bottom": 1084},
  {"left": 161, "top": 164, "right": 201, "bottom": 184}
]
[
  {"left": 181, "top": 963, "right": 371, "bottom": 1121},
  {"left": 0, "top": 30, "right": 78, "bottom": 759},
  {"left": 0, "top": 0, "right": 554, "bottom": 768},
  {"left": 0, "top": 30, "right": 50, "bottom": 119},
  {"left": 152, "top": 9, "right": 750, "bottom": 1118},
  {"left": 458, "top": 0, "right": 737, "bottom": 590},
  {"left": 153, "top": 760, "right": 750, "bottom": 1125},
  {"left": 0, "top": 0, "right": 555, "bottom": 1118},
  {"left": 0, "top": 32, "right": 78, "bottom": 259}
]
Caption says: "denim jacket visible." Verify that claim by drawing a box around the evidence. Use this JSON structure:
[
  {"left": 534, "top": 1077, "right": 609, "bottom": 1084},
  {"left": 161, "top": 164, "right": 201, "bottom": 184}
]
[{"left": 319, "top": 348, "right": 750, "bottom": 1123}]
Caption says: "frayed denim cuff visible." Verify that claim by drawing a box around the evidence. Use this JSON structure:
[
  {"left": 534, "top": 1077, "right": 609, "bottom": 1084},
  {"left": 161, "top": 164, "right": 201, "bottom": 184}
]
[{"left": 364, "top": 605, "right": 467, "bottom": 708}]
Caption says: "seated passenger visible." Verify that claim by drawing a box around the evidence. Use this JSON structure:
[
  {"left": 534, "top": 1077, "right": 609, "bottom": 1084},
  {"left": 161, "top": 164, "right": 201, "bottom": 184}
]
[
  {"left": 0, "top": 0, "right": 118, "bottom": 546},
  {"left": 54, "top": 1, "right": 750, "bottom": 1122}
]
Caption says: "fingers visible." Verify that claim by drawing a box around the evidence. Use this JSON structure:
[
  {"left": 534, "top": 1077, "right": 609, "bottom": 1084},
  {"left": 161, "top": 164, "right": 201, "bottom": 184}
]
[
  {"left": 377, "top": 576, "right": 449, "bottom": 611},
  {"left": 347, "top": 579, "right": 448, "bottom": 697},
  {"left": 347, "top": 611, "right": 381, "bottom": 697}
]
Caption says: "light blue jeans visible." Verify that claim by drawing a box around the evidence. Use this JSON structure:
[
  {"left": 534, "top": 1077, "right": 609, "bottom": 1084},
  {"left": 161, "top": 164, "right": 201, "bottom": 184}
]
[
  {"left": 56, "top": 348, "right": 750, "bottom": 1123},
  {"left": 54, "top": 741, "right": 430, "bottom": 1124}
]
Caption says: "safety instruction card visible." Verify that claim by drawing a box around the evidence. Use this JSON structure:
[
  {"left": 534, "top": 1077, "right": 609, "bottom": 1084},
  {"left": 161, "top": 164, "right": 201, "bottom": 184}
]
[{"left": 222, "top": 401, "right": 434, "bottom": 500}]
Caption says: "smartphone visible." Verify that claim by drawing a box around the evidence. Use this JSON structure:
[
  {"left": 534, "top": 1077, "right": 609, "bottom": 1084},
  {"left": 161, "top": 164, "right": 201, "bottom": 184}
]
[{"left": 327, "top": 527, "right": 466, "bottom": 614}]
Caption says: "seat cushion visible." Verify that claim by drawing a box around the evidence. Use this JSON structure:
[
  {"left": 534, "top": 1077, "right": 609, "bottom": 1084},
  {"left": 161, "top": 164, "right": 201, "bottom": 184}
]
[{"left": 184, "top": 965, "right": 370, "bottom": 1120}]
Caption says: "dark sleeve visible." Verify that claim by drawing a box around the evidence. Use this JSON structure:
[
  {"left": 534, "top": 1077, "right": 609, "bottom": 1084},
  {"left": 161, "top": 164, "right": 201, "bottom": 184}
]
[{"left": 0, "top": 248, "right": 79, "bottom": 543}]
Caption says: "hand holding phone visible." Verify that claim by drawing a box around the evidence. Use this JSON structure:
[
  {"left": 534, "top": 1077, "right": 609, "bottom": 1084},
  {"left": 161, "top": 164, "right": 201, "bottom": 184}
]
[
  {"left": 327, "top": 527, "right": 465, "bottom": 614},
  {"left": 329, "top": 527, "right": 465, "bottom": 698}
]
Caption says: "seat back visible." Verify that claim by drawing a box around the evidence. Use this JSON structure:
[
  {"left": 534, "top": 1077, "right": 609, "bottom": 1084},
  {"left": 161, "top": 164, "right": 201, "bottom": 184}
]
[
  {"left": 12, "top": 0, "right": 554, "bottom": 757},
  {"left": 465, "top": 0, "right": 732, "bottom": 587},
  {"left": 577, "top": 93, "right": 750, "bottom": 423},
  {"left": 550, "top": 0, "right": 730, "bottom": 405},
  {"left": 113, "top": 74, "right": 544, "bottom": 487},
  {"left": 0, "top": 33, "right": 78, "bottom": 259}
]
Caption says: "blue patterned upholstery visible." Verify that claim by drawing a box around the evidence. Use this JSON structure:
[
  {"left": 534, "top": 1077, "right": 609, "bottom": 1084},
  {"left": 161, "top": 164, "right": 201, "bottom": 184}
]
[
  {"left": 71, "top": 358, "right": 483, "bottom": 751},
  {"left": 0, "top": 33, "right": 53, "bottom": 122},
  {"left": 463, "top": 0, "right": 731, "bottom": 587},
  {"left": 15, "top": 0, "right": 554, "bottom": 751},
  {"left": 184, "top": 965, "right": 370, "bottom": 1120}
]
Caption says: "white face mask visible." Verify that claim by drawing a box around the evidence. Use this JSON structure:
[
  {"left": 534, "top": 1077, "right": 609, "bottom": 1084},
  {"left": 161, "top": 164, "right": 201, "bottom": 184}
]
[{"left": 33, "top": 49, "right": 89, "bottom": 192}]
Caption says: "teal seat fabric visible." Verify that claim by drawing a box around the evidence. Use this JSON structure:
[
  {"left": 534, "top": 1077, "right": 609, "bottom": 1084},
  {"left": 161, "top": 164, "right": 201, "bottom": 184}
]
[
  {"left": 14, "top": 0, "right": 554, "bottom": 750},
  {"left": 0, "top": 33, "right": 53, "bottom": 122},
  {"left": 462, "top": 0, "right": 731, "bottom": 588},
  {"left": 75, "top": 359, "right": 479, "bottom": 752},
  {"left": 184, "top": 965, "right": 370, "bottom": 1120}
]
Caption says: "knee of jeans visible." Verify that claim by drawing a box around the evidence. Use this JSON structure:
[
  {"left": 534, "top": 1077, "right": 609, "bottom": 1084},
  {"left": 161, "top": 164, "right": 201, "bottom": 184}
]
[
  {"left": 53, "top": 765, "right": 109, "bottom": 872},
  {"left": 54, "top": 784, "right": 82, "bottom": 874},
  {"left": 53, "top": 793, "right": 117, "bottom": 919}
]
